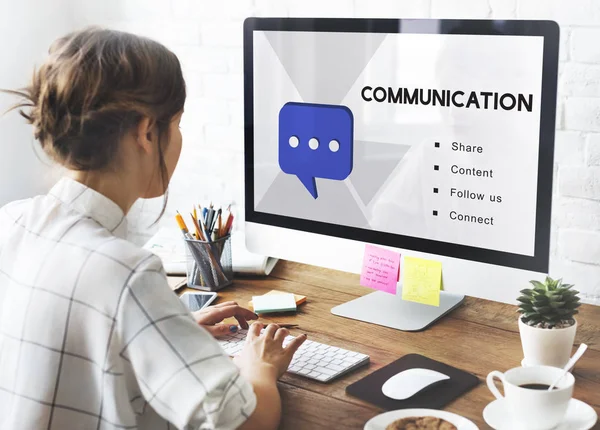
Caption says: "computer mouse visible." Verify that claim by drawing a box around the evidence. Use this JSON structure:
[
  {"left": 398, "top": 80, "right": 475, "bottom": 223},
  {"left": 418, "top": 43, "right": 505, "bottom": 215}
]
[{"left": 382, "top": 368, "right": 450, "bottom": 400}]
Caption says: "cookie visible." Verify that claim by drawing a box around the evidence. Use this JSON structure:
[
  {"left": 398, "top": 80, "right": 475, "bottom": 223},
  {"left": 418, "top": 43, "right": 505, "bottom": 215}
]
[{"left": 385, "top": 416, "right": 458, "bottom": 430}]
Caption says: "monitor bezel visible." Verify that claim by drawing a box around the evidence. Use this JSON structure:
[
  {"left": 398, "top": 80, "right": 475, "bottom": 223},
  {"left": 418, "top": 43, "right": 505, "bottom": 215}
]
[{"left": 243, "top": 18, "right": 559, "bottom": 273}]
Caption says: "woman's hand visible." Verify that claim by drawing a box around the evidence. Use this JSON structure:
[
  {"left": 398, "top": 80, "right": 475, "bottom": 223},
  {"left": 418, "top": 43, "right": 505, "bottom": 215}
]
[
  {"left": 234, "top": 322, "right": 307, "bottom": 381},
  {"left": 192, "top": 301, "right": 258, "bottom": 338}
]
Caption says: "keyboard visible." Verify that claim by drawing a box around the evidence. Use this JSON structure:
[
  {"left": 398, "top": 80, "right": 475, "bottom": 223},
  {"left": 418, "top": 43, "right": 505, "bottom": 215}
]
[{"left": 218, "top": 329, "right": 370, "bottom": 383}]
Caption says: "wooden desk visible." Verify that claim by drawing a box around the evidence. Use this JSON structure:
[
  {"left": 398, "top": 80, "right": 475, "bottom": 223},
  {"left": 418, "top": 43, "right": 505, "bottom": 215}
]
[{"left": 169, "top": 261, "right": 600, "bottom": 429}]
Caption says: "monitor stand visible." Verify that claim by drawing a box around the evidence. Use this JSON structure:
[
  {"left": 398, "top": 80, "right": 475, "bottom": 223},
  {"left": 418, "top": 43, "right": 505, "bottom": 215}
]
[{"left": 331, "top": 289, "right": 465, "bottom": 332}]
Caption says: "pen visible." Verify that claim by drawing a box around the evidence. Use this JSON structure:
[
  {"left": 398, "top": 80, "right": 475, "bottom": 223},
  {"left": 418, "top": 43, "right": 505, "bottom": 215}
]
[
  {"left": 256, "top": 323, "right": 299, "bottom": 329},
  {"left": 213, "top": 209, "right": 222, "bottom": 234},
  {"left": 198, "top": 212, "right": 212, "bottom": 242},
  {"left": 206, "top": 207, "right": 214, "bottom": 232}
]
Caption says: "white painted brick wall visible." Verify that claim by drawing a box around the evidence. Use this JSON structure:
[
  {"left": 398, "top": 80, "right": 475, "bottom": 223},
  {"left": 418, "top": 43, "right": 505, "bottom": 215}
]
[
  {"left": 70, "top": 0, "right": 600, "bottom": 305},
  {"left": 554, "top": 131, "right": 586, "bottom": 165},
  {"left": 560, "top": 230, "right": 600, "bottom": 265},
  {"left": 431, "top": 0, "right": 491, "bottom": 19},
  {"left": 571, "top": 28, "right": 600, "bottom": 63},
  {"left": 559, "top": 167, "right": 600, "bottom": 199},
  {"left": 564, "top": 98, "right": 600, "bottom": 132},
  {"left": 587, "top": 133, "right": 600, "bottom": 165}
]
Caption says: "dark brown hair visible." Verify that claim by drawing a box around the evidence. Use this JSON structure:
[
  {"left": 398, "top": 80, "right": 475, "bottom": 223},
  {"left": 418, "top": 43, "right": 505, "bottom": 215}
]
[{"left": 3, "top": 27, "right": 186, "bottom": 217}]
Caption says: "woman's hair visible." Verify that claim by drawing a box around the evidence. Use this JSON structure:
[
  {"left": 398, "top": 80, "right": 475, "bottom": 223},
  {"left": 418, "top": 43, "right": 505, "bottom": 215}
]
[{"left": 3, "top": 27, "right": 186, "bottom": 217}]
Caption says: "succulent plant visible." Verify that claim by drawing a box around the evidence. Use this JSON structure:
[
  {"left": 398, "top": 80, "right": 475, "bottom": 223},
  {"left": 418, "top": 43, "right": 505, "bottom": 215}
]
[{"left": 517, "top": 276, "right": 581, "bottom": 329}]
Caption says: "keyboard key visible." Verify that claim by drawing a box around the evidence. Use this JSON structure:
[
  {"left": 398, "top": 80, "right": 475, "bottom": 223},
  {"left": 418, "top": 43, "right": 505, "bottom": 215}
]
[
  {"left": 314, "top": 366, "right": 336, "bottom": 376},
  {"left": 326, "top": 363, "right": 345, "bottom": 372}
]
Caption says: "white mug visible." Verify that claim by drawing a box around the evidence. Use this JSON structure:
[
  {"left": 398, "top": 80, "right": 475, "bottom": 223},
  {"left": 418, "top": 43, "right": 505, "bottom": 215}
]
[{"left": 486, "top": 365, "right": 574, "bottom": 430}]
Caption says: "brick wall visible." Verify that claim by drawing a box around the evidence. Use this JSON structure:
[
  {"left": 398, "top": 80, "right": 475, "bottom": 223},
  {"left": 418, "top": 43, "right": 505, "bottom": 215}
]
[{"left": 73, "top": 0, "right": 600, "bottom": 304}]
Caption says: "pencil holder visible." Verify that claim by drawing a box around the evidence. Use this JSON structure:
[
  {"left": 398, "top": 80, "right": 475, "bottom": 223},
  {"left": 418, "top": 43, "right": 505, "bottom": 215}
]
[{"left": 184, "top": 235, "right": 233, "bottom": 291}]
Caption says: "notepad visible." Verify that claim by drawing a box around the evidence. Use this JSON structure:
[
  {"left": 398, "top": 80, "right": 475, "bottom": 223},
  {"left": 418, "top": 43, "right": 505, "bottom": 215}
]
[
  {"left": 248, "top": 290, "right": 306, "bottom": 311},
  {"left": 402, "top": 256, "right": 442, "bottom": 306},
  {"left": 252, "top": 293, "right": 297, "bottom": 314},
  {"left": 360, "top": 244, "right": 400, "bottom": 294}
]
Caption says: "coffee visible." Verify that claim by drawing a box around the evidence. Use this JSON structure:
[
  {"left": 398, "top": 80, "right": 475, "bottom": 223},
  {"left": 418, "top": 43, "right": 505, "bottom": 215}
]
[{"left": 519, "top": 383, "right": 555, "bottom": 390}]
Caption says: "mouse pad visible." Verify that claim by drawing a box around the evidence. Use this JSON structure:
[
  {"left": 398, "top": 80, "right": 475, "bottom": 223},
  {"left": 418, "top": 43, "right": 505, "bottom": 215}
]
[{"left": 346, "top": 354, "right": 479, "bottom": 410}]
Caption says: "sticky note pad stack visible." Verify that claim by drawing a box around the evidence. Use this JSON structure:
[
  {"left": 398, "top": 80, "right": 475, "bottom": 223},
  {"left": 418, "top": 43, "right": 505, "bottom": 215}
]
[
  {"left": 252, "top": 292, "right": 297, "bottom": 314},
  {"left": 248, "top": 290, "right": 306, "bottom": 311}
]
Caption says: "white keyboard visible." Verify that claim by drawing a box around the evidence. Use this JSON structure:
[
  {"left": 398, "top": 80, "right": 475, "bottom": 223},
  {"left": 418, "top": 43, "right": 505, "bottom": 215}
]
[{"left": 218, "top": 329, "right": 370, "bottom": 383}]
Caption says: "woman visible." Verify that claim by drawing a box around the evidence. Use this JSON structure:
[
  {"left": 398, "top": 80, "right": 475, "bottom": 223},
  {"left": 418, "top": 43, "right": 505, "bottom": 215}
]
[{"left": 0, "top": 27, "right": 305, "bottom": 430}]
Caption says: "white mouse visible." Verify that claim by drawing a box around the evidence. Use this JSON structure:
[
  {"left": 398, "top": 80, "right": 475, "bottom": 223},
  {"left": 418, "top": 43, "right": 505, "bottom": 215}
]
[{"left": 382, "top": 368, "right": 450, "bottom": 400}]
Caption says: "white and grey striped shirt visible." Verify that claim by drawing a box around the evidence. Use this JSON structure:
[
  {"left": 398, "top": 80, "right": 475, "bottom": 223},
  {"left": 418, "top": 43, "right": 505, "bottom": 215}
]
[{"left": 0, "top": 177, "right": 256, "bottom": 430}]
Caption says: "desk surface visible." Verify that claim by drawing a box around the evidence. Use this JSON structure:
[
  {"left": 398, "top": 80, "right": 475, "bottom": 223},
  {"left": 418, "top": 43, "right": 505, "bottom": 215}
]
[{"left": 169, "top": 260, "right": 600, "bottom": 430}]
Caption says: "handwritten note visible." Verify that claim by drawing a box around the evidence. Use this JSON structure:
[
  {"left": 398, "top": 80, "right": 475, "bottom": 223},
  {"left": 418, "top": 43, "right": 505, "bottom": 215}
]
[
  {"left": 402, "top": 256, "right": 442, "bottom": 306},
  {"left": 360, "top": 244, "right": 400, "bottom": 294}
]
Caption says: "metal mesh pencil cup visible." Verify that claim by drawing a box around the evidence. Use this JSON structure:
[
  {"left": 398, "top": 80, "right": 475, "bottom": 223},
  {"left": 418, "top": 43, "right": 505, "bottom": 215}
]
[{"left": 184, "top": 235, "right": 233, "bottom": 291}]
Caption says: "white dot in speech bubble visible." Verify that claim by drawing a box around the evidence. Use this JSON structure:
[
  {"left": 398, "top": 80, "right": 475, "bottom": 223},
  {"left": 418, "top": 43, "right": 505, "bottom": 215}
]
[
  {"left": 329, "top": 139, "right": 340, "bottom": 152},
  {"left": 289, "top": 136, "right": 299, "bottom": 148},
  {"left": 309, "top": 138, "right": 319, "bottom": 150}
]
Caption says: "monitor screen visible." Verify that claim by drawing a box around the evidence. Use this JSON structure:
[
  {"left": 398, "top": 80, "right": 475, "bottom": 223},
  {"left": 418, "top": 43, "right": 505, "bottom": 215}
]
[{"left": 244, "top": 19, "right": 559, "bottom": 272}]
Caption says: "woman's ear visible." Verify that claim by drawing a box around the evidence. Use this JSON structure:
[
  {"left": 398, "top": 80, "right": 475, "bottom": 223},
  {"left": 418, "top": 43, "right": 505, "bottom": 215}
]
[{"left": 135, "top": 117, "right": 155, "bottom": 154}]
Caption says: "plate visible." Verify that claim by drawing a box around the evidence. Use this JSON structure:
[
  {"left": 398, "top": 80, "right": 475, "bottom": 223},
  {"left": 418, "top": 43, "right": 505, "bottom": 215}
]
[
  {"left": 483, "top": 398, "right": 597, "bottom": 430},
  {"left": 364, "top": 408, "right": 479, "bottom": 430}
]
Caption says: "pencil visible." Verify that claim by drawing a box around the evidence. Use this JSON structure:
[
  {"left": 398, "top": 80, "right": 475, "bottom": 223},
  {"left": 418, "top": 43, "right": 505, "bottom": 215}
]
[
  {"left": 175, "top": 211, "right": 192, "bottom": 239},
  {"left": 190, "top": 212, "right": 204, "bottom": 240},
  {"left": 216, "top": 210, "right": 222, "bottom": 238}
]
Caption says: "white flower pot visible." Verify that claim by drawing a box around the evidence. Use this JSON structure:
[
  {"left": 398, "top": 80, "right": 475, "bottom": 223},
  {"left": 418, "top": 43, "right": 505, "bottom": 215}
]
[{"left": 518, "top": 317, "right": 577, "bottom": 368}]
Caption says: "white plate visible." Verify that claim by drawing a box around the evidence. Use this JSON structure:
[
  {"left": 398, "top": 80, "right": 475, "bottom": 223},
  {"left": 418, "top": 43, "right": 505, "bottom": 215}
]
[
  {"left": 483, "top": 398, "right": 598, "bottom": 430},
  {"left": 364, "top": 409, "right": 479, "bottom": 430}
]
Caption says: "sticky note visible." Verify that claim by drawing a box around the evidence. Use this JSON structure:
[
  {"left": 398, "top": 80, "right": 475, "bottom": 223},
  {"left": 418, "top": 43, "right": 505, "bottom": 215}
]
[
  {"left": 360, "top": 244, "right": 401, "bottom": 294},
  {"left": 252, "top": 293, "right": 297, "bottom": 314},
  {"left": 248, "top": 290, "right": 306, "bottom": 311},
  {"left": 402, "top": 256, "right": 442, "bottom": 306}
]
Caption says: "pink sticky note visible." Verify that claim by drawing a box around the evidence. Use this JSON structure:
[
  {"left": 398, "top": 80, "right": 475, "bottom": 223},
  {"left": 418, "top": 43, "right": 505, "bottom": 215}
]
[{"left": 360, "top": 244, "right": 401, "bottom": 294}]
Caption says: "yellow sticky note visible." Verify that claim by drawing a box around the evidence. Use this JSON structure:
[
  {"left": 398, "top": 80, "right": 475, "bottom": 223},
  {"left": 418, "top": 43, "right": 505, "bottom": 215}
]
[{"left": 402, "top": 256, "right": 442, "bottom": 307}]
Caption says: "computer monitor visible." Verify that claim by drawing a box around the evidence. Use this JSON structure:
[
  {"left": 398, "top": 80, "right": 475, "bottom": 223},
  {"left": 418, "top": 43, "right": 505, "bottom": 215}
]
[{"left": 243, "top": 18, "right": 559, "bottom": 331}]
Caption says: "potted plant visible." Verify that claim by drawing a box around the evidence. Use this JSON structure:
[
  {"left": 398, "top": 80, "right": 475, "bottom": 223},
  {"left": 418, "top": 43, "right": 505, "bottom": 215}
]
[{"left": 517, "top": 276, "right": 581, "bottom": 368}]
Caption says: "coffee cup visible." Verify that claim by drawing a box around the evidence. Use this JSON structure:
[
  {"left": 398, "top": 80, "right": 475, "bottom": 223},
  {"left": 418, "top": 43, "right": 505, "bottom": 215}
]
[{"left": 486, "top": 365, "right": 574, "bottom": 430}]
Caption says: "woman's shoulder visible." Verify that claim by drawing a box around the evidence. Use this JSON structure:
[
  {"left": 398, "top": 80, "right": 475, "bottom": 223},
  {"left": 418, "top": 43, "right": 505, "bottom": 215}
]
[{"left": 96, "top": 235, "right": 165, "bottom": 276}]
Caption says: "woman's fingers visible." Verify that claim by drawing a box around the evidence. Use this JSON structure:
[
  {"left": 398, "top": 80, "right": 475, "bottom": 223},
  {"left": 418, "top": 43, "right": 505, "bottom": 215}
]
[
  {"left": 247, "top": 322, "right": 263, "bottom": 340},
  {"left": 284, "top": 334, "right": 308, "bottom": 357},
  {"left": 202, "top": 323, "right": 239, "bottom": 338},
  {"left": 201, "top": 305, "right": 258, "bottom": 325},
  {"left": 273, "top": 328, "right": 289, "bottom": 345},
  {"left": 263, "top": 323, "right": 280, "bottom": 339}
]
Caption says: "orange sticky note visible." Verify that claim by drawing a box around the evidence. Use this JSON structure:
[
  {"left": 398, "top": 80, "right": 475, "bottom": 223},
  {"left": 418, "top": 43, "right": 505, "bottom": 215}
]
[
  {"left": 402, "top": 256, "right": 442, "bottom": 306},
  {"left": 360, "top": 244, "right": 400, "bottom": 294},
  {"left": 248, "top": 290, "right": 306, "bottom": 311}
]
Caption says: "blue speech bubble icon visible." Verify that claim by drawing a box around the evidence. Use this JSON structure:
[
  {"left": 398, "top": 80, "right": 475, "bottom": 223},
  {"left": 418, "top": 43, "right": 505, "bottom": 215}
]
[{"left": 278, "top": 102, "right": 354, "bottom": 199}]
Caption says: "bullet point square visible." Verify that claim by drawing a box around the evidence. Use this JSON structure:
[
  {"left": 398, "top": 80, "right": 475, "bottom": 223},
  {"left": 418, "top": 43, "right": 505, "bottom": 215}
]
[
  {"left": 435, "top": 142, "right": 440, "bottom": 148},
  {"left": 433, "top": 210, "right": 438, "bottom": 216},
  {"left": 434, "top": 165, "right": 439, "bottom": 171},
  {"left": 433, "top": 188, "right": 439, "bottom": 193}
]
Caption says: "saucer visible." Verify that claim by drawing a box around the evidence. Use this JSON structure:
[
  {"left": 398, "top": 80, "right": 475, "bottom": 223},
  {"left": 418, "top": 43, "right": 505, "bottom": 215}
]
[{"left": 483, "top": 398, "right": 597, "bottom": 430}]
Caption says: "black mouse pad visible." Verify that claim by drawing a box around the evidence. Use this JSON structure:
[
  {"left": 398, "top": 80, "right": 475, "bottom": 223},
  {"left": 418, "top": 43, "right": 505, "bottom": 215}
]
[{"left": 346, "top": 354, "right": 479, "bottom": 410}]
